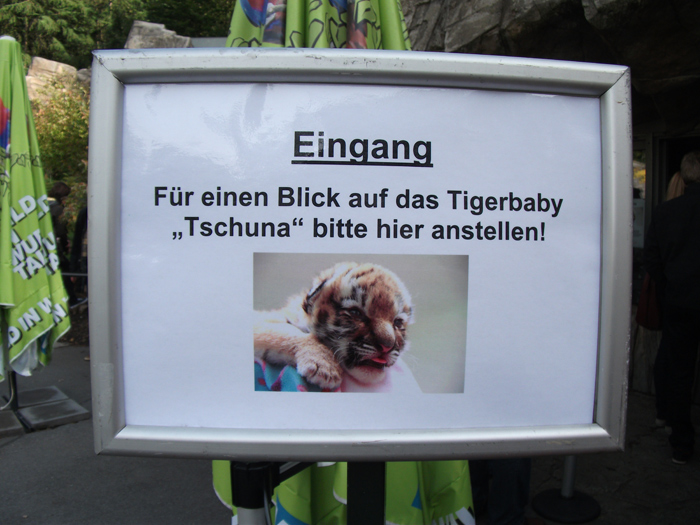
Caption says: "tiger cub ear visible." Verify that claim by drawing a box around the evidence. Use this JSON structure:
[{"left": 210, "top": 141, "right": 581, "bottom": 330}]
[
  {"left": 303, "top": 262, "right": 357, "bottom": 314},
  {"left": 303, "top": 278, "right": 327, "bottom": 313}
]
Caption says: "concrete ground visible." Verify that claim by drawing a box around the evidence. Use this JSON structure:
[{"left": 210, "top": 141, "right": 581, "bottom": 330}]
[
  {"left": 529, "top": 393, "right": 700, "bottom": 525},
  {"left": 1, "top": 344, "right": 698, "bottom": 525},
  {"left": 0, "top": 345, "right": 231, "bottom": 525}
]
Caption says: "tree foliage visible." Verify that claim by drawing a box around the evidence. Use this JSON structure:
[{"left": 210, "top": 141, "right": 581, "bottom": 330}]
[
  {"left": 0, "top": 0, "right": 234, "bottom": 67},
  {"left": 32, "top": 73, "right": 89, "bottom": 228},
  {"left": 0, "top": 0, "right": 95, "bottom": 68},
  {"left": 144, "top": 0, "right": 234, "bottom": 38},
  {"left": 91, "top": 0, "right": 147, "bottom": 52},
  {"left": 4, "top": 0, "right": 235, "bottom": 227}
]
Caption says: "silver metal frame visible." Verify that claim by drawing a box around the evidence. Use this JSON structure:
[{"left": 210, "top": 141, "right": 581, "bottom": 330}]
[{"left": 88, "top": 48, "right": 631, "bottom": 460}]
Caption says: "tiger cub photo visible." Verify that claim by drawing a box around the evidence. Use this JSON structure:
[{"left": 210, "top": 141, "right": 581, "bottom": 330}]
[{"left": 254, "top": 262, "right": 414, "bottom": 390}]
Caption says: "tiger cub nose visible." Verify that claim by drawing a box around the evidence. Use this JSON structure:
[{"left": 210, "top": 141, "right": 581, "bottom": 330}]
[{"left": 374, "top": 321, "right": 395, "bottom": 352}]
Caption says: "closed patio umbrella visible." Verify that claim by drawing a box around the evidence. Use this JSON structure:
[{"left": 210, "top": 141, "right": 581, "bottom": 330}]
[
  {"left": 226, "top": 0, "right": 411, "bottom": 50},
  {"left": 0, "top": 36, "right": 71, "bottom": 389},
  {"left": 213, "top": 3, "right": 474, "bottom": 523}
]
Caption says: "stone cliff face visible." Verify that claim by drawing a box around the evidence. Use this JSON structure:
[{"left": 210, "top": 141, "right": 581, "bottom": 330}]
[{"left": 402, "top": 0, "right": 700, "bottom": 133}]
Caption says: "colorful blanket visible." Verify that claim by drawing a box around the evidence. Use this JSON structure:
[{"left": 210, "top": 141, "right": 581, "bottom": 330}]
[
  {"left": 255, "top": 358, "right": 341, "bottom": 392},
  {"left": 255, "top": 357, "right": 423, "bottom": 393}
]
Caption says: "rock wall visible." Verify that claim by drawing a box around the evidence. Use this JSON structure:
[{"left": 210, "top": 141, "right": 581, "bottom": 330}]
[
  {"left": 124, "top": 21, "right": 193, "bottom": 50},
  {"left": 402, "top": 0, "right": 700, "bottom": 133},
  {"left": 26, "top": 57, "right": 90, "bottom": 101}
]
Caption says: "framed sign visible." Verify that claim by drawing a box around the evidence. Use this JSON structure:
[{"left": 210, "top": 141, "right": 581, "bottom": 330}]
[{"left": 88, "top": 48, "right": 631, "bottom": 460}]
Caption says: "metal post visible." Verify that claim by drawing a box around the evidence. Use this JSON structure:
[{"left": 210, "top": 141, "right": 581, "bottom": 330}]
[
  {"left": 561, "top": 454, "right": 577, "bottom": 499},
  {"left": 2, "top": 315, "right": 20, "bottom": 413},
  {"left": 531, "top": 455, "right": 601, "bottom": 524},
  {"left": 9, "top": 370, "right": 19, "bottom": 412},
  {"left": 236, "top": 507, "right": 269, "bottom": 525}
]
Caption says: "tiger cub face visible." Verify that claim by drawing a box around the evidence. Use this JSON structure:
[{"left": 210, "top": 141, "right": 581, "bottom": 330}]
[{"left": 302, "top": 262, "right": 414, "bottom": 385}]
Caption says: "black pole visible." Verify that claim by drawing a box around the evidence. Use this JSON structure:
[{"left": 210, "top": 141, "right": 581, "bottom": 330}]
[
  {"left": 347, "top": 462, "right": 385, "bottom": 525},
  {"left": 9, "top": 370, "right": 19, "bottom": 411},
  {"left": 230, "top": 462, "right": 278, "bottom": 510},
  {"left": 2, "top": 314, "right": 20, "bottom": 412},
  {"left": 227, "top": 461, "right": 386, "bottom": 524},
  {"left": 229, "top": 462, "right": 314, "bottom": 524}
]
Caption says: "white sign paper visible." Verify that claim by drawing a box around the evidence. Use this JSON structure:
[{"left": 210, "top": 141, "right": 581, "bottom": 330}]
[{"left": 120, "top": 82, "right": 601, "bottom": 431}]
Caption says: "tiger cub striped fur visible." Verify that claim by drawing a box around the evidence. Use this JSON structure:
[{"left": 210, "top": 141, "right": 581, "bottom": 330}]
[{"left": 254, "top": 262, "right": 414, "bottom": 389}]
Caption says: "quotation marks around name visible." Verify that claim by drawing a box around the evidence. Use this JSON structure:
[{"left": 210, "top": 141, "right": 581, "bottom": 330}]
[{"left": 175, "top": 217, "right": 307, "bottom": 238}]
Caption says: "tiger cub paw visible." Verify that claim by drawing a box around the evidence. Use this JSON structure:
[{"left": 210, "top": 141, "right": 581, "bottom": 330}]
[{"left": 296, "top": 348, "right": 343, "bottom": 390}]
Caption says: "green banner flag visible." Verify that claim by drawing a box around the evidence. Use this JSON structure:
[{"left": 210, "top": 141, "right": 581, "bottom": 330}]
[
  {"left": 226, "top": 0, "right": 411, "bottom": 50},
  {"left": 0, "top": 36, "right": 70, "bottom": 382}
]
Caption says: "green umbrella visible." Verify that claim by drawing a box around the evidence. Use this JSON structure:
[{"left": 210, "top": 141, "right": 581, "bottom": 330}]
[
  {"left": 216, "top": 3, "right": 474, "bottom": 523},
  {"left": 226, "top": 0, "right": 411, "bottom": 50},
  {"left": 0, "top": 36, "right": 70, "bottom": 384}
]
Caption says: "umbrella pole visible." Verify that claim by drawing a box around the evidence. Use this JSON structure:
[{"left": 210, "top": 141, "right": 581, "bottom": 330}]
[
  {"left": 230, "top": 461, "right": 314, "bottom": 524},
  {"left": 230, "top": 461, "right": 276, "bottom": 524},
  {"left": 347, "top": 462, "right": 386, "bottom": 524},
  {"left": 1, "top": 316, "right": 18, "bottom": 411},
  {"left": 228, "top": 461, "right": 386, "bottom": 523},
  {"left": 2, "top": 318, "right": 30, "bottom": 430},
  {"left": 8, "top": 370, "right": 19, "bottom": 412}
]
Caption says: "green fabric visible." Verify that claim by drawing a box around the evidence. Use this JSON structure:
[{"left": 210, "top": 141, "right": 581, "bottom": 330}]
[
  {"left": 226, "top": 0, "right": 411, "bottom": 50},
  {"left": 0, "top": 37, "right": 70, "bottom": 382},
  {"left": 212, "top": 461, "right": 474, "bottom": 524},
  {"left": 217, "top": 6, "right": 475, "bottom": 525}
]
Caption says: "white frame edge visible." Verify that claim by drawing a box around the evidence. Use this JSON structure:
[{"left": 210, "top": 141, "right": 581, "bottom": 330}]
[{"left": 88, "top": 48, "right": 631, "bottom": 460}]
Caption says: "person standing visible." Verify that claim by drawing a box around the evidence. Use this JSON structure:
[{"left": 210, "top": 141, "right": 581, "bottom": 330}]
[
  {"left": 652, "top": 172, "right": 686, "bottom": 429},
  {"left": 643, "top": 150, "right": 700, "bottom": 464}
]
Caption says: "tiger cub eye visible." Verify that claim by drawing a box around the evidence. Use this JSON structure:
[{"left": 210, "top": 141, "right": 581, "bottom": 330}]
[{"left": 345, "top": 307, "right": 363, "bottom": 318}]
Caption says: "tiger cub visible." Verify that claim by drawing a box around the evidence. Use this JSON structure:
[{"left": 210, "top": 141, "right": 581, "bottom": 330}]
[{"left": 254, "top": 262, "right": 414, "bottom": 389}]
